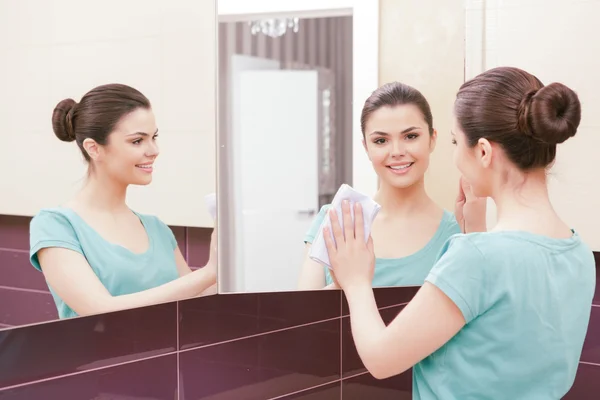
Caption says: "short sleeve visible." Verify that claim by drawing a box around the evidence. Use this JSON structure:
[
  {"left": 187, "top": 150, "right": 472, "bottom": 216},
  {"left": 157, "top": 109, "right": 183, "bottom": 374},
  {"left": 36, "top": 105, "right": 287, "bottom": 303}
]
[
  {"left": 29, "top": 210, "right": 84, "bottom": 271},
  {"left": 303, "top": 204, "right": 331, "bottom": 244},
  {"left": 425, "top": 235, "right": 490, "bottom": 324}
]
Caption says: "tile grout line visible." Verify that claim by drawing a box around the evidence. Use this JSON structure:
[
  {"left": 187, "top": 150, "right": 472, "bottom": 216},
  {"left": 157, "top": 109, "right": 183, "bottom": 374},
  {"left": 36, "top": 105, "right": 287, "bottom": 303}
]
[
  {"left": 580, "top": 361, "right": 600, "bottom": 367},
  {"left": 0, "top": 350, "right": 178, "bottom": 393},
  {"left": 178, "top": 315, "right": 344, "bottom": 354},
  {"left": 0, "top": 285, "right": 51, "bottom": 295},
  {"left": 0, "top": 247, "right": 29, "bottom": 254},
  {"left": 265, "top": 379, "right": 342, "bottom": 400}
]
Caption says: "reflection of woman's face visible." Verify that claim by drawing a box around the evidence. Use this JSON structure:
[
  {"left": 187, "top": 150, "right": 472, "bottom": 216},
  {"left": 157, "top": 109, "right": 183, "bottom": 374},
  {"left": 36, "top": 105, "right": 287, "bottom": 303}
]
[
  {"left": 94, "top": 108, "right": 160, "bottom": 186},
  {"left": 363, "top": 104, "right": 436, "bottom": 189}
]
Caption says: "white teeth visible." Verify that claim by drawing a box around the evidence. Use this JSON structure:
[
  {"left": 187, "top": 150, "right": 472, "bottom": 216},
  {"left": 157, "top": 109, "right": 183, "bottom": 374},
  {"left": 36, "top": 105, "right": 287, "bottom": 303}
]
[
  {"left": 136, "top": 164, "right": 152, "bottom": 168},
  {"left": 389, "top": 163, "right": 412, "bottom": 170}
]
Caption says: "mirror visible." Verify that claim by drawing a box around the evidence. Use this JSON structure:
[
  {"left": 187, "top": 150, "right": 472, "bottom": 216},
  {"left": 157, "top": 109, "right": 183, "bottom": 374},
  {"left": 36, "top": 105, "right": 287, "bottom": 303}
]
[
  {"left": 0, "top": 0, "right": 217, "bottom": 330},
  {"left": 217, "top": 1, "right": 466, "bottom": 293}
]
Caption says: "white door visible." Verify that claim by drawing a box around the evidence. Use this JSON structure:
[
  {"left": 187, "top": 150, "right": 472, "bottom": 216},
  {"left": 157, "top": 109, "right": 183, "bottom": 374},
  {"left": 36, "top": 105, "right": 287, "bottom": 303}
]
[
  {"left": 226, "top": 55, "right": 281, "bottom": 293},
  {"left": 237, "top": 70, "right": 320, "bottom": 292}
]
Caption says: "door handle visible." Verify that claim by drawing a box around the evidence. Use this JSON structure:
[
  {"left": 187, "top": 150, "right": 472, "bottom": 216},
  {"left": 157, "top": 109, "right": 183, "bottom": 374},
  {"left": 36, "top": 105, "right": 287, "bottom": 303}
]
[{"left": 297, "top": 209, "right": 316, "bottom": 216}]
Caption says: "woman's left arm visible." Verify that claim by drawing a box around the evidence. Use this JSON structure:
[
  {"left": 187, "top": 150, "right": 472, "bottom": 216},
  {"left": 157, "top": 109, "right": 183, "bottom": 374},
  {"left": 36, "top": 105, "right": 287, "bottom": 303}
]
[
  {"left": 324, "top": 202, "right": 466, "bottom": 379},
  {"left": 344, "top": 281, "right": 465, "bottom": 379}
]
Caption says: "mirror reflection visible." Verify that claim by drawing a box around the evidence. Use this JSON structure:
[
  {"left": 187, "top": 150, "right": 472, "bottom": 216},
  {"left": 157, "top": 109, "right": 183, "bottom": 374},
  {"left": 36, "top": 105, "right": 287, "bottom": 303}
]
[
  {"left": 0, "top": 1, "right": 217, "bottom": 329},
  {"left": 218, "top": 7, "right": 467, "bottom": 293}
]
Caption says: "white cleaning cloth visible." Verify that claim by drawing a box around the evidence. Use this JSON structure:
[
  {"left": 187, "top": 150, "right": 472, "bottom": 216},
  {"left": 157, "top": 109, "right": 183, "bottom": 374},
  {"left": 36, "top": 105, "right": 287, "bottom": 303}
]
[
  {"left": 308, "top": 184, "right": 381, "bottom": 269},
  {"left": 205, "top": 193, "right": 217, "bottom": 220}
]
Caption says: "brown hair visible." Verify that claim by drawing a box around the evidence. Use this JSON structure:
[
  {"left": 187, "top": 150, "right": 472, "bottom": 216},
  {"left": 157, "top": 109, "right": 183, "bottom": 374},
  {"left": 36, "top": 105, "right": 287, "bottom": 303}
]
[
  {"left": 360, "top": 82, "right": 434, "bottom": 137},
  {"left": 454, "top": 66, "right": 581, "bottom": 170},
  {"left": 52, "top": 83, "right": 151, "bottom": 161}
]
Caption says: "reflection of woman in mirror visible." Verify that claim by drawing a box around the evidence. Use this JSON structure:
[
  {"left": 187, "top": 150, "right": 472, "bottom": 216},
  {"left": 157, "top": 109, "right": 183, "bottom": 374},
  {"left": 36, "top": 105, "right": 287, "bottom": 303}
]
[
  {"left": 325, "top": 67, "right": 595, "bottom": 398},
  {"left": 28, "top": 84, "right": 217, "bottom": 319},
  {"left": 299, "top": 82, "right": 480, "bottom": 290}
]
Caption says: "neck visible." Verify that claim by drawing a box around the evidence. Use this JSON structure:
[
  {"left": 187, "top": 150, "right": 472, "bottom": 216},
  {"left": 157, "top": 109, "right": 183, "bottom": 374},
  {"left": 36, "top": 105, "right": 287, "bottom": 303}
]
[
  {"left": 74, "top": 169, "right": 129, "bottom": 213},
  {"left": 373, "top": 178, "right": 434, "bottom": 217},
  {"left": 491, "top": 170, "right": 558, "bottom": 230}
]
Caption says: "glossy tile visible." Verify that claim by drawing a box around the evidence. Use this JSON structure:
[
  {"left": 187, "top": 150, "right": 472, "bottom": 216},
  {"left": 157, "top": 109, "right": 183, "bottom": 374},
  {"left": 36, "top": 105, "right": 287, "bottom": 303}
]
[
  {"left": 0, "top": 302, "right": 176, "bottom": 389},
  {"left": 593, "top": 252, "right": 599, "bottom": 305},
  {"left": 275, "top": 381, "right": 341, "bottom": 399},
  {"left": 179, "top": 319, "right": 340, "bottom": 400},
  {"left": 170, "top": 225, "right": 187, "bottom": 255},
  {"left": 179, "top": 290, "right": 340, "bottom": 350},
  {"left": 341, "top": 371, "right": 412, "bottom": 400},
  {"left": 0, "top": 288, "right": 57, "bottom": 326},
  {"left": 187, "top": 227, "right": 211, "bottom": 267},
  {"left": 342, "top": 305, "right": 405, "bottom": 377},
  {"left": 562, "top": 362, "right": 600, "bottom": 399},
  {"left": 581, "top": 306, "right": 600, "bottom": 364},
  {"left": 0, "top": 215, "right": 30, "bottom": 251},
  {"left": 342, "top": 286, "right": 419, "bottom": 315},
  {"left": 0, "top": 250, "right": 49, "bottom": 291},
  {"left": 0, "top": 353, "right": 177, "bottom": 399}
]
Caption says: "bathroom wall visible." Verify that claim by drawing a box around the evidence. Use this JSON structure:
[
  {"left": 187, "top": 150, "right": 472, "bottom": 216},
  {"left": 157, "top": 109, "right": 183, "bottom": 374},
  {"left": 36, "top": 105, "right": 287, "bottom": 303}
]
[{"left": 0, "top": 0, "right": 216, "bottom": 228}]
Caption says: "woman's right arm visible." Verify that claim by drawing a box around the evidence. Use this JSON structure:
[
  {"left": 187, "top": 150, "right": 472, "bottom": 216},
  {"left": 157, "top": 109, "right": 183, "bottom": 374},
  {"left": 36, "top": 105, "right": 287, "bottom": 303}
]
[{"left": 37, "top": 247, "right": 216, "bottom": 316}]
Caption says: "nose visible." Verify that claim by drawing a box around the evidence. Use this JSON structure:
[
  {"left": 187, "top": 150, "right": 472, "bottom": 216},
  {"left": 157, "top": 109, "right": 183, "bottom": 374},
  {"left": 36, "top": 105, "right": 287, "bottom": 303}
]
[
  {"left": 390, "top": 139, "right": 406, "bottom": 158},
  {"left": 146, "top": 140, "right": 160, "bottom": 158}
]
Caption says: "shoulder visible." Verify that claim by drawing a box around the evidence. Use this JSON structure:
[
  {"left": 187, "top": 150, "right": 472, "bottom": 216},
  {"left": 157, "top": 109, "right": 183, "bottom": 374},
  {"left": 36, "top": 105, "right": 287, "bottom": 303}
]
[
  {"left": 134, "top": 212, "right": 178, "bottom": 249},
  {"left": 30, "top": 208, "right": 77, "bottom": 233},
  {"left": 440, "top": 210, "right": 462, "bottom": 235}
]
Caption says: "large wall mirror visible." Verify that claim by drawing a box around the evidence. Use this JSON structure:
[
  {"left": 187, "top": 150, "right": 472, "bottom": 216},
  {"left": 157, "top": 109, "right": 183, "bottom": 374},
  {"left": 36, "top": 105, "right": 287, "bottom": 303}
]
[
  {"left": 0, "top": 0, "right": 217, "bottom": 330},
  {"left": 217, "top": 0, "right": 466, "bottom": 293}
]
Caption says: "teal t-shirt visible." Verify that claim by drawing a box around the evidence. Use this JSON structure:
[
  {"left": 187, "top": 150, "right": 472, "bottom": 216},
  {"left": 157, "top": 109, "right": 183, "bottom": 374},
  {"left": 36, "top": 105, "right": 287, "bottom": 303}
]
[
  {"left": 29, "top": 208, "right": 180, "bottom": 319},
  {"left": 414, "top": 231, "right": 596, "bottom": 399},
  {"left": 304, "top": 204, "right": 461, "bottom": 287}
]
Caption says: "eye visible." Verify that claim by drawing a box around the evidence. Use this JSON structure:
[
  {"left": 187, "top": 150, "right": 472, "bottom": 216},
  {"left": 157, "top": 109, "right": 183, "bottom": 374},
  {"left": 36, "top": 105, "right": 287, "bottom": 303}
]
[
  {"left": 373, "top": 138, "right": 387, "bottom": 145},
  {"left": 153, "top": 134, "right": 159, "bottom": 140},
  {"left": 406, "top": 133, "right": 419, "bottom": 140},
  {"left": 132, "top": 138, "right": 142, "bottom": 145},
  {"left": 451, "top": 138, "right": 457, "bottom": 145}
]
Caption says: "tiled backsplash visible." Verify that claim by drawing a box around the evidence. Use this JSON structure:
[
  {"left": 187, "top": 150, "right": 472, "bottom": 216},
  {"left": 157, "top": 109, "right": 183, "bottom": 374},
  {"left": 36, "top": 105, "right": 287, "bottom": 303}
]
[{"left": 0, "top": 215, "right": 598, "bottom": 399}]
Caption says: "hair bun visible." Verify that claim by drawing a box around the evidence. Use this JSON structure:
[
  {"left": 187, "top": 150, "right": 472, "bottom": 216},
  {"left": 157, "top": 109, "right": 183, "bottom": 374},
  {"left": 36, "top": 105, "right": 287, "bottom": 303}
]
[
  {"left": 52, "top": 98, "right": 78, "bottom": 142},
  {"left": 527, "top": 83, "right": 581, "bottom": 145}
]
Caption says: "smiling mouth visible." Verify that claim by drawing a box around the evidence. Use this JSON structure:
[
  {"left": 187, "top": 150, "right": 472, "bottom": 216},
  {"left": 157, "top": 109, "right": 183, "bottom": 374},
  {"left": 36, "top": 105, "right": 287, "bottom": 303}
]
[
  {"left": 387, "top": 163, "right": 414, "bottom": 170},
  {"left": 136, "top": 164, "right": 153, "bottom": 170}
]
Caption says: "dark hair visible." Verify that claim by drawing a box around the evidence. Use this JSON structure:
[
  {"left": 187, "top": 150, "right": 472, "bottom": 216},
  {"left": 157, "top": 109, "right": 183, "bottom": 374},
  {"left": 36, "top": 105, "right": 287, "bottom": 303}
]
[
  {"left": 52, "top": 83, "right": 151, "bottom": 161},
  {"left": 454, "top": 66, "right": 581, "bottom": 170},
  {"left": 360, "top": 82, "right": 434, "bottom": 137}
]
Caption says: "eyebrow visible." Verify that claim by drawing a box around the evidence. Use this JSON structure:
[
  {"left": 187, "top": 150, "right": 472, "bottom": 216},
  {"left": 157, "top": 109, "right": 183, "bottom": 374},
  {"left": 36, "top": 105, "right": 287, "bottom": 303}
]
[
  {"left": 369, "top": 126, "right": 420, "bottom": 136},
  {"left": 127, "top": 129, "right": 159, "bottom": 137}
]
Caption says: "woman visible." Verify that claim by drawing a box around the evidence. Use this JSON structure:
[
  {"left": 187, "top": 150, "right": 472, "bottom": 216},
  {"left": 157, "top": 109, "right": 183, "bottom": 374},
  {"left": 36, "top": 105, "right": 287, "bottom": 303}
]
[
  {"left": 29, "top": 83, "right": 217, "bottom": 319},
  {"left": 325, "top": 67, "right": 595, "bottom": 398},
  {"left": 298, "top": 82, "right": 479, "bottom": 290}
]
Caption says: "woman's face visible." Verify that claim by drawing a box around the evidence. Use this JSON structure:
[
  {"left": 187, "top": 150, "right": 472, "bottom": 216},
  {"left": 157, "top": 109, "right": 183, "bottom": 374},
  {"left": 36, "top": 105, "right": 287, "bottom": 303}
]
[
  {"left": 86, "top": 108, "right": 160, "bottom": 186},
  {"left": 363, "top": 104, "right": 436, "bottom": 189}
]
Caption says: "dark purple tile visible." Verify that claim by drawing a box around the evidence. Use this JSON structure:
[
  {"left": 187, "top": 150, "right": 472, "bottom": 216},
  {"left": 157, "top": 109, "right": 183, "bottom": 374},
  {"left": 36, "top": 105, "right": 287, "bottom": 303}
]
[
  {"left": 342, "top": 286, "right": 419, "bottom": 315},
  {"left": 179, "top": 319, "right": 340, "bottom": 400},
  {"left": 0, "top": 250, "right": 49, "bottom": 291},
  {"left": 0, "top": 289, "right": 57, "bottom": 326},
  {"left": 170, "top": 225, "right": 187, "bottom": 255},
  {"left": 179, "top": 290, "right": 340, "bottom": 350},
  {"left": 276, "top": 382, "right": 341, "bottom": 399},
  {"left": 0, "top": 353, "right": 177, "bottom": 399},
  {"left": 0, "top": 302, "right": 176, "bottom": 389},
  {"left": 187, "top": 227, "right": 211, "bottom": 267},
  {"left": 342, "top": 305, "right": 405, "bottom": 377},
  {"left": 593, "top": 252, "right": 599, "bottom": 305},
  {"left": 581, "top": 306, "right": 600, "bottom": 364},
  {"left": 562, "top": 362, "right": 600, "bottom": 400},
  {"left": 341, "top": 370, "right": 412, "bottom": 400},
  {"left": 0, "top": 215, "right": 30, "bottom": 251}
]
